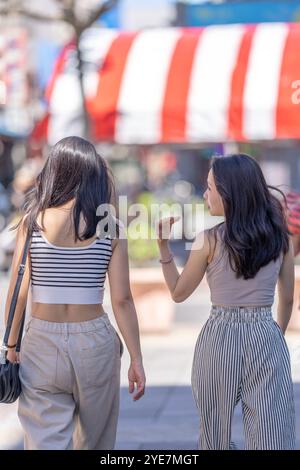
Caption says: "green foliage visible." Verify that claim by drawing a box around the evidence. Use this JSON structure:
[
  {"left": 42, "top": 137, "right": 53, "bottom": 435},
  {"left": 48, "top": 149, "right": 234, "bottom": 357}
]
[
  {"left": 127, "top": 191, "right": 205, "bottom": 266},
  {"left": 127, "top": 192, "right": 160, "bottom": 266}
]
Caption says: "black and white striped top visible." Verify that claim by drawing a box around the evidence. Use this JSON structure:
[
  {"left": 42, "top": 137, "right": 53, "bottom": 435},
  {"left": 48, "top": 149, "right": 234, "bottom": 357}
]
[{"left": 30, "top": 230, "right": 112, "bottom": 304}]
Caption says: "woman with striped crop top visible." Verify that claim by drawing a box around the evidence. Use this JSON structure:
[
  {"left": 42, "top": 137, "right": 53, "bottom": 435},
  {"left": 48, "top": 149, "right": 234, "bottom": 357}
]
[{"left": 4, "top": 136, "right": 146, "bottom": 450}]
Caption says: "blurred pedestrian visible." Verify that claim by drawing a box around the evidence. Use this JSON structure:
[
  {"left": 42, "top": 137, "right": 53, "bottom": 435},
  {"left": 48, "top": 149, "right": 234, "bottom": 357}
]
[
  {"left": 4, "top": 136, "right": 145, "bottom": 450},
  {"left": 157, "top": 153, "right": 295, "bottom": 450},
  {"left": 286, "top": 190, "right": 300, "bottom": 256}
]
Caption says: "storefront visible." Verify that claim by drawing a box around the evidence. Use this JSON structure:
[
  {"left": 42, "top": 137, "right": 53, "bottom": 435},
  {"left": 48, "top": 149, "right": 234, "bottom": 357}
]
[{"left": 32, "top": 23, "right": 300, "bottom": 189}]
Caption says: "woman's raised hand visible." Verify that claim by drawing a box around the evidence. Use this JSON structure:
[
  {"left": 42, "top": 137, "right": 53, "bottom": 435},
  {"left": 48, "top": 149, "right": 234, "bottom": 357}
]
[{"left": 157, "top": 216, "right": 181, "bottom": 243}]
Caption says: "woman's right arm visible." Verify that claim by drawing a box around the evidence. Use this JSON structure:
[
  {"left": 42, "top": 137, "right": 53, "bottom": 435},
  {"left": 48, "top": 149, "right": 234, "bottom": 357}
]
[
  {"left": 108, "top": 236, "right": 145, "bottom": 401},
  {"left": 291, "top": 234, "right": 300, "bottom": 257},
  {"left": 157, "top": 217, "right": 211, "bottom": 303},
  {"left": 277, "top": 238, "right": 295, "bottom": 334}
]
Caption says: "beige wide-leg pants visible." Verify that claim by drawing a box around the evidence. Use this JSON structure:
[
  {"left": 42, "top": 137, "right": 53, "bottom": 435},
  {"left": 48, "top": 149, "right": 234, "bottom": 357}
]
[{"left": 18, "top": 313, "right": 123, "bottom": 450}]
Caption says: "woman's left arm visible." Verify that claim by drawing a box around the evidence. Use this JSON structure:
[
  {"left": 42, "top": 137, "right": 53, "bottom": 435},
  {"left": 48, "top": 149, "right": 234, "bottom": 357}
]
[
  {"left": 4, "top": 215, "right": 31, "bottom": 348},
  {"left": 277, "top": 237, "right": 295, "bottom": 334}
]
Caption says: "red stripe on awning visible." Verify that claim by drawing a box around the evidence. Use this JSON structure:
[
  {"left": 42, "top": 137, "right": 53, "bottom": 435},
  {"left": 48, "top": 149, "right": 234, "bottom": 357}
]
[
  {"left": 87, "top": 32, "right": 137, "bottom": 141},
  {"left": 227, "top": 25, "right": 256, "bottom": 141},
  {"left": 161, "top": 29, "right": 203, "bottom": 143},
  {"left": 29, "top": 112, "right": 50, "bottom": 151},
  {"left": 276, "top": 23, "right": 300, "bottom": 138},
  {"left": 45, "top": 43, "right": 75, "bottom": 103}
]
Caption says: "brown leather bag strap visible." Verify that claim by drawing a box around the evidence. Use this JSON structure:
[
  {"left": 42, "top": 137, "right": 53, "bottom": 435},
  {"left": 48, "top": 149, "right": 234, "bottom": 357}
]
[{"left": 3, "top": 228, "right": 32, "bottom": 350}]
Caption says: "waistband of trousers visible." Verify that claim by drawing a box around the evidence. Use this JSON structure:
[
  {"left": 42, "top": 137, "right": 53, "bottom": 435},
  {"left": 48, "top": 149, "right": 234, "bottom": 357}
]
[
  {"left": 210, "top": 305, "right": 273, "bottom": 322},
  {"left": 26, "top": 312, "right": 112, "bottom": 334}
]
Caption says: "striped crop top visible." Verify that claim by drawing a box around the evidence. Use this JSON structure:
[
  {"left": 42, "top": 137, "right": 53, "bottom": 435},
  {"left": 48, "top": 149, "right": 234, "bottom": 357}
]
[{"left": 29, "top": 230, "right": 112, "bottom": 304}]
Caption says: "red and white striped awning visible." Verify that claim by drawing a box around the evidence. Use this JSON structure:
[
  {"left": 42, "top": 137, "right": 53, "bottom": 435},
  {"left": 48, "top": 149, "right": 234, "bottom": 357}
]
[{"left": 35, "top": 23, "right": 300, "bottom": 145}]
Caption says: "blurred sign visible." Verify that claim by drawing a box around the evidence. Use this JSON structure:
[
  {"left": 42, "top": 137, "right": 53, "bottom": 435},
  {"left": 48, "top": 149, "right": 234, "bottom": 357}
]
[
  {"left": 177, "top": 1, "right": 300, "bottom": 26},
  {"left": 98, "top": 4, "right": 121, "bottom": 28},
  {"left": 99, "top": 0, "right": 175, "bottom": 29},
  {"left": 0, "top": 28, "right": 31, "bottom": 137}
]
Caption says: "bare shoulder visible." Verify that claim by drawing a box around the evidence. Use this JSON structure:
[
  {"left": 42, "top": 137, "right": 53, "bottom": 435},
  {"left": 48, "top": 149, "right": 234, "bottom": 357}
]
[
  {"left": 205, "top": 223, "right": 224, "bottom": 263},
  {"left": 17, "top": 213, "right": 30, "bottom": 237},
  {"left": 278, "top": 237, "right": 294, "bottom": 283},
  {"left": 280, "top": 236, "right": 294, "bottom": 264},
  {"left": 282, "top": 236, "right": 294, "bottom": 258},
  {"left": 111, "top": 238, "right": 119, "bottom": 252},
  {"left": 192, "top": 229, "right": 212, "bottom": 258},
  {"left": 110, "top": 225, "right": 128, "bottom": 253}
]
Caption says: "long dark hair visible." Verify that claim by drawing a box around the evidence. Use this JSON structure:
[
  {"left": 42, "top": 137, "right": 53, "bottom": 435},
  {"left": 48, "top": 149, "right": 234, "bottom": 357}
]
[
  {"left": 211, "top": 153, "right": 289, "bottom": 279},
  {"left": 12, "top": 136, "right": 117, "bottom": 241}
]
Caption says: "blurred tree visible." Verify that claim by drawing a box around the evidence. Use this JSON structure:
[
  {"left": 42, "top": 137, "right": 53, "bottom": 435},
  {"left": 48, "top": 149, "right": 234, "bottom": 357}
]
[
  {"left": 0, "top": 0, "right": 119, "bottom": 139},
  {"left": 0, "top": 138, "right": 14, "bottom": 189}
]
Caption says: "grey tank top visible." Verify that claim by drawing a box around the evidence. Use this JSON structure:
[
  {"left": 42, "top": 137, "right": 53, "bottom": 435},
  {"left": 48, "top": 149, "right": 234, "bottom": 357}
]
[{"left": 206, "top": 224, "right": 283, "bottom": 307}]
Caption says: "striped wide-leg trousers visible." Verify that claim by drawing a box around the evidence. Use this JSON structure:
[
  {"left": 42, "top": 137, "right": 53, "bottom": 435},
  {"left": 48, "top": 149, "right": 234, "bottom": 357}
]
[{"left": 191, "top": 305, "right": 295, "bottom": 450}]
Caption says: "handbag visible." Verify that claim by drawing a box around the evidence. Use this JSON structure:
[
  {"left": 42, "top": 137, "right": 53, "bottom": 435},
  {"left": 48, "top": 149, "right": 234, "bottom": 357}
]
[{"left": 0, "top": 228, "right": 32, "bottom": 403}]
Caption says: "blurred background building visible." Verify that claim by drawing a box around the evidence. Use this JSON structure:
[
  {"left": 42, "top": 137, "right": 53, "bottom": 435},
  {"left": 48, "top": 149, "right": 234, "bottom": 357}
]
[{"left": 1, "top": 0, "right": 300, "bottom": 272}]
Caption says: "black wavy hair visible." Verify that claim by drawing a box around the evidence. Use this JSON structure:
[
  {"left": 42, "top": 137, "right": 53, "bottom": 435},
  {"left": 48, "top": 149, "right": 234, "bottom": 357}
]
[
  {"left": 210, "top": 153, "right": 289, "bottom": 279},
  {"left": 12, "top": 136, "right": 117, "bottom": 241}
]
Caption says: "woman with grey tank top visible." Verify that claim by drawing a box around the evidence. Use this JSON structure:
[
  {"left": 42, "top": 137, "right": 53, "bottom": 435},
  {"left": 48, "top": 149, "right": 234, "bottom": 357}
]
[{"left": 157, "top": 153, "right": 295, "bottom": 450}]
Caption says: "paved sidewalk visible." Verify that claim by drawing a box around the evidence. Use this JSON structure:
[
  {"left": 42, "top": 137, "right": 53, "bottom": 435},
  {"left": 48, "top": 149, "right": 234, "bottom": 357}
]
[{"left": 1, "top": 273, "right": 300, "bottom": 450}]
